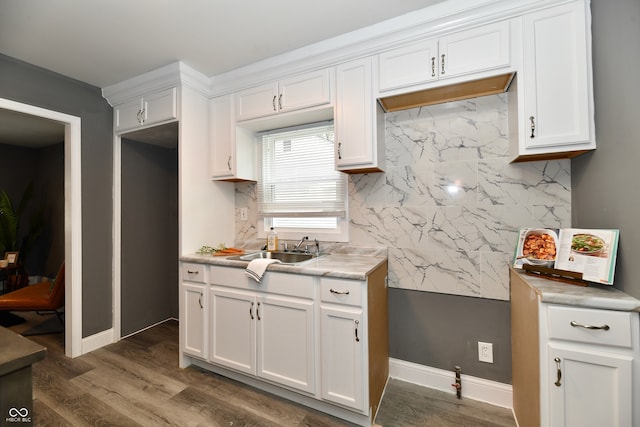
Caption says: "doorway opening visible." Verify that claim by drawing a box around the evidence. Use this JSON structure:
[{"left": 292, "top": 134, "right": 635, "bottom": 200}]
[
  {"left": 0, "top": 97, "right": 82, "bottom": 357},
  {"left": 115, "top": 121, "right": 179, "bottom": 339}
]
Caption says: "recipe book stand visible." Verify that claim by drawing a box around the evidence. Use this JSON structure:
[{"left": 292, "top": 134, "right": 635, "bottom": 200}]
[{"left": 522, "top": 264, "right": 590, "bottom": 287}]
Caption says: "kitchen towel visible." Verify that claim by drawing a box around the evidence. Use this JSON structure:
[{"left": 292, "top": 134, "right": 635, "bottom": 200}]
[{"left": 246, "top": 258, "right": 281, "bottom": 283}]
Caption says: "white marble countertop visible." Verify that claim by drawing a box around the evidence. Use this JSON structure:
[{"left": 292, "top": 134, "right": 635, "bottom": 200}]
[
  {"left": 180, "top": 249, "right": 387, "bottom": 281},
  {"left": 512, "top": 268, "right": 640, "bottom": 312}
]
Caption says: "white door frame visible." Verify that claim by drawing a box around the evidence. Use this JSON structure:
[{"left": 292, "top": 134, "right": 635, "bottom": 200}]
[{"left": 0, "top": 98, "right": 83, "bottom": 358}]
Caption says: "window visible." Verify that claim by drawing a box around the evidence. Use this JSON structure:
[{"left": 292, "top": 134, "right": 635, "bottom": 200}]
[{"left": 257, "top": 121, "right": 348, "bottom": 242}]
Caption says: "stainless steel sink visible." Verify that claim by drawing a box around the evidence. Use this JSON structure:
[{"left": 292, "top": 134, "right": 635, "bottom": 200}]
[{"left": 227, "top": 251, "right": 315, "bottom": 264}]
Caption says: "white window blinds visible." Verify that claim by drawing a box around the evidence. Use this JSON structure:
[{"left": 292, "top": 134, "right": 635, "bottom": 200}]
[{"left": 257, "top": 122, "right": 346, "bottom": 218}]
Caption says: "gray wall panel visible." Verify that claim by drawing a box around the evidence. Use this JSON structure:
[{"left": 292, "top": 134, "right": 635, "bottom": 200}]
[
  {"left": 573, "top": 0, "right": 640, "bottom": 299},
  {"left": 0, "top": 54, "right": 113, "bottom": 337}
]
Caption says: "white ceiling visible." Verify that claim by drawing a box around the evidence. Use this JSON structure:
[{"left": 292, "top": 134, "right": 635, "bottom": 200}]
[
  {"left": 0, "top": 0, "right": 442, "bottom": 146},
  {"left": 0, "top": 0, "right": 443, "bottom": 89}
]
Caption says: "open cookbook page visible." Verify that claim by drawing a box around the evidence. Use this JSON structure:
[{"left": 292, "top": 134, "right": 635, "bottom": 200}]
[
  {"left": 513, "top": 228, "right": 620, "bottom": 285},
  {"left": 554, "top": 228, "right": 620, "bottom": 285}
]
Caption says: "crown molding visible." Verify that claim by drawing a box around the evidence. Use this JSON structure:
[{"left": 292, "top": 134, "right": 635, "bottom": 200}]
[
  {"left": 102, "top": 0, "right": 574, "bottom": 102},
  {"left": 102, "top": 61, "right": 210, "bottom": 106},
  {"left": 208, "top": 0, "right": 569, "bottom": 96}
]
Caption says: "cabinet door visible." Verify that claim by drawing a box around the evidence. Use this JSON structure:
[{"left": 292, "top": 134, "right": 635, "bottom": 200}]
[
  {"left": 320, "top": 305, "right": 365, "bottom": 411},
  {"left": 144, "top": 87, "right": 177, "bottom": 127},
  {"left": 378, "top": 39, "right": 438, "bottom": 92},
  {"left": 279, "top": 69, "right": 332, "bottom": 113},
  {"left": 209, "top": 287, "right": 256, "bottom": 375},
  {"left": 181, "top": 283, "right": 208, "bottom": 359},
  {"left": 522, "top": 2, "right": 592, "bottom": 149},
  {"left": 439, "top": 21, "right": 510, "bottom": 79},
  {"left": 548, "top": 345, "right": 633, "bottom": 427},
  {"left": 336, "top": 57, "right": 383, "bottom": 172},
  {"left": 210, "top": 95, "right": 235, "bottom": 179},
  {"left": 257, "top": 295, "right": 315, "bottom": 393},
  {"left": 115, "top": 98, "right": 144, "bottom": 133},
  {"left": 235, "top": 82, "right": 279, "bottom": 121}
]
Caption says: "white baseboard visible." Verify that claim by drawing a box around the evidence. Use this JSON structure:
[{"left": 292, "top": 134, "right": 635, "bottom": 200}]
[
  {"left": 389, "top": 358, "right": 513, "bottom": 409},
  {"left": 81, "top": 327, "right": 114, "bottom": 354}
]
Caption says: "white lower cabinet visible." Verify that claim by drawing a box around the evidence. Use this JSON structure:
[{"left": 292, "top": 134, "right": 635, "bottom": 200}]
[
  {"left": 320, "top": 305, "right": 364, "bottom": 411},
  {"left": 511, "top": 269, "right": 639, "bottom": 427},
  {"left": 547, "top": 344, "right": 633, "bottom": 427},
  {"left": 209, "top": 287, "right": 256, "bottom": 374},
  {"left": 257, "top": 294, "right": 315, "bottom": 393},
  {"left": 180, "top": 263, "right": 208, "bottom": 360},
  {"left": 209, "top": 286, "right": 315, "bottom": 393},
  {"left": 180, "top": 261, "right": 389, "bottom": 426},
  {"left": 209, "top": 268, "right": 316, "bottom": 394}
]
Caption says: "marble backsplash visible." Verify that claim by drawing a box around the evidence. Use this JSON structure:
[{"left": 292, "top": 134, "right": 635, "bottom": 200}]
[{"left": 234, "top": 93, "right": 571, "bottom": 301}]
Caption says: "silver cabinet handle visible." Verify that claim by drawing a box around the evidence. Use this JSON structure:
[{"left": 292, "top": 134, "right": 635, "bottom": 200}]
[
  {"left": 249, "top": 302, "right": 254, "bottom": 320},
  {"left": 330, "top": 288, "right": 349, "bottom": 295},
  {"left": 431, "top": 57, "right": 436, "bottom": 77},
  {"left": 187, "top": 270, "right": 199, "bottom": 275},
  {"left": 337, "top": 142, "right": 342, "bottom": 160},
  {"left": 278, "top": 94, "right": 283, "bottom": 110},
  {"left": 554, "top": 357, "right": 562, "bottom": 386},
  {"left": 441, "top": 54, "right": 446, "bottom": 75},
  {"left": 570, "top": 320, "right": 610, "bottom": 331},
  {"left": 529, "top": 116, "right": 536, "bottom": 138},
  {"left": 198, "top": 293, "right": 203, "bottom": 309},
  {"left": 354, "top": 320, "right": 360, "bottom": 342},
  {"left": 272, "top": 95, "right": 277, "bottom": 111},
  {"left": 227, "top": 155, "right": 232, "bottom": 171},
  {"left": 257, "top": 302, "right": 261, "bottom": 320}
]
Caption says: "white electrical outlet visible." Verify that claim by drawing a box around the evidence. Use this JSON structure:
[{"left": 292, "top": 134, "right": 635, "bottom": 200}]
[
  {"left": 240, "top": 207, "right": 248, "bottom": 221},
  {"left": 478, "top": 341, "right": 493, "bottom": 363}
]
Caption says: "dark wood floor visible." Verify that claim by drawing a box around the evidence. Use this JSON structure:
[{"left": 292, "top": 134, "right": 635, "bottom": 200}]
[{"left": 7, "top": 312, "right": 515, "bottom": 426}]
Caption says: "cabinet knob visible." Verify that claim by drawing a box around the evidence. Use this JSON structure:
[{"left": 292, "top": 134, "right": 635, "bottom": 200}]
[
  {"left": 337, "top": 142, "right": 342, "bottom": 160},
  {"left": 272, "top": 95, "right": 277, "bottom": 111},
  {"left": 278, "top": 94, "right": 283, "bottom": 110},
  {"left": 431, "top": 57, "right": 436, "bottom": 77},
  {"left": 227, "top": 155, "right": 232, "bottom": 171},
  {"left": 249, "top": 301, "right": 254, "bottom": 320},
  {"left": 441, "top": 54, "right": 446, "bottom": 75},
  {"left": 354, "top": 319, "right": 360, "bottom": 342}
]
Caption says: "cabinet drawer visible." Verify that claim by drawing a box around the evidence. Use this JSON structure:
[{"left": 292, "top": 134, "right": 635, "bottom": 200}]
[
  {"left": 182, "top": 263, "right": 208, "bottom": 283},
  {"left": 547, "top": 305, "right": 633, "bottom": 348},
  {"left": 320, "top": 278, "right": 363, "bottom": 306},
  {"left": 211, "top": 266, "right": 314, "bottom": 299}
]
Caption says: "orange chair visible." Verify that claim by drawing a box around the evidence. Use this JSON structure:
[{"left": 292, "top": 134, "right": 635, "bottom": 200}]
[{"left": 0, "top": 263, "right": 65, "bottom": 333}]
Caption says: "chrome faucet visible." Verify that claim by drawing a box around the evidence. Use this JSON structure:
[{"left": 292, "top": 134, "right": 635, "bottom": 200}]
[{"left": 292, "top": 236, "right": 309, "bottom": 251}]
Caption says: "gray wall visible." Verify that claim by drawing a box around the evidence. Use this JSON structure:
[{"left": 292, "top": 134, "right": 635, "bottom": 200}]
[
  {"left": 121, "top": 138, "right": 179, "bottom": 336},
  {"left": 572, "top": 0, "right": 640, "bottom": 300},
  {"left": 389, "top": 289, "right": 511, "bottom": 383},
  {"left": 0, "top": 54, "right": 114, "bottom": 337}
]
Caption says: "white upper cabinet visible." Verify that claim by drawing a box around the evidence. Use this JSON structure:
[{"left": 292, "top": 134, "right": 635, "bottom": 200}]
[
  {"left": 235, "top": 69, "right": 332, "bottom": 122},
  {"left": 510, "top": 0, "right": 595, "bottom": 161},
  {"left": 377, "top": 21, "right": 510, "bottom": 94},
  {"left": 210, "top": 94, "right": 255, "bottom": 181},
  {"left": 114, "top": 87, "right": 177, "bottom": 133},
  {"left": 335, "top": 57, "right": 385, "bottom": 173}
]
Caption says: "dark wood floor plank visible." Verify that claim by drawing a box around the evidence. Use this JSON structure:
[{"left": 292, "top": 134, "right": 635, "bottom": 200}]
[
  {"left": 7, "top": 314, "right": 516, "bottom": 427},
  {"left": 375, "top": 379, "right": 515, "bottom": 427}
]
